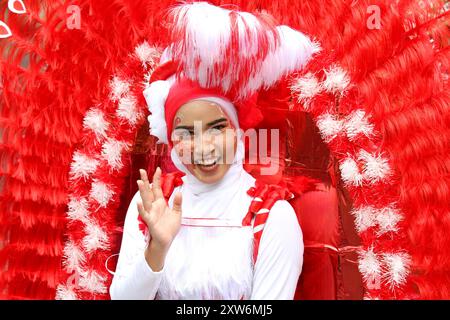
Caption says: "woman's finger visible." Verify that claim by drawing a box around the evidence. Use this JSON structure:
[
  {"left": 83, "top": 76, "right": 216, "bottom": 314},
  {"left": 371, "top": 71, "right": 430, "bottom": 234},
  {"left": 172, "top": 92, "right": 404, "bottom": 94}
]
[
  {"left": 137, "top": 179, "right": 153, "bottom": 212},
  {"left": 139, "top": 169, "right": 152, "bottom": 192},
  {"left": 152, "top": 167, "right": 164, "bottom": 200},
  {"left": 137, "top": 201, "right": 149, "bottom": 224}
]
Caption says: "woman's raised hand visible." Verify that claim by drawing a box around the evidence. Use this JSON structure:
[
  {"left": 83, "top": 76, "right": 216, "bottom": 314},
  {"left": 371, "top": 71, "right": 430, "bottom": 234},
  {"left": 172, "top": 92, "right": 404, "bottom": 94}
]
[{"left": 136, "top": 167, "right": 182, "bottom": 251}]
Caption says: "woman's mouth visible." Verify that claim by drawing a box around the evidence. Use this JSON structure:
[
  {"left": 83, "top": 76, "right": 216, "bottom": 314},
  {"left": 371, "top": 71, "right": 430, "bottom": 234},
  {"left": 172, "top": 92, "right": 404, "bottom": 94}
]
[{"left": 194, "top": 157, "right": 220, "bottom": 172}]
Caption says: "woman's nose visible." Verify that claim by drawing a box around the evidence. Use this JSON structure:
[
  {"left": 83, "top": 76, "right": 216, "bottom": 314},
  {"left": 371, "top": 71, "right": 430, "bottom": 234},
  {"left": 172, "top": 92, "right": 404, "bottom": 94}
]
[{"left": 193, "top": 132, "right": 216, "bottom": 157}]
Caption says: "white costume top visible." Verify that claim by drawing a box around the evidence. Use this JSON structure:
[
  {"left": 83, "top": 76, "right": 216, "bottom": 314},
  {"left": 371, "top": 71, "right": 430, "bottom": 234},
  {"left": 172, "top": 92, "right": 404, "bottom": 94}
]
[{"left": 109, "top": 169, "right": 304, "bottom": 300}]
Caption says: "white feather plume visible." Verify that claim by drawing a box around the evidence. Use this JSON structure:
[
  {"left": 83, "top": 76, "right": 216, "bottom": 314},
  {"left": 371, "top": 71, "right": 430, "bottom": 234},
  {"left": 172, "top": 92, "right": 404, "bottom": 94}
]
[{"left": 244, "top": 26, "right": 319, "bottom": 96}]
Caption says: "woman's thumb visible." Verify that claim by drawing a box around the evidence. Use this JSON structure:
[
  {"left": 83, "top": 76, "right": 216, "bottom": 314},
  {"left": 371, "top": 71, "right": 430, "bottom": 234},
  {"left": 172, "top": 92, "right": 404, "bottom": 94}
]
[{"left": 171, "top": 192, "right": 182, "bottom": 214}]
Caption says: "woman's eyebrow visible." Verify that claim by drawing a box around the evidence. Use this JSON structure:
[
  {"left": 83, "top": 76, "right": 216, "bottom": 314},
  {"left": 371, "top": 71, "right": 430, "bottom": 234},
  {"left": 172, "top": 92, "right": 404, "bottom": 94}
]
[
  {"left": 174, "top": 125, "right": 194, "bottom": 131},
  {"left": 206, "top": 117, "right": 228, "bottom": 127},
  {"left": 174, "top": 118, "right": 228, "bottom": 130}
]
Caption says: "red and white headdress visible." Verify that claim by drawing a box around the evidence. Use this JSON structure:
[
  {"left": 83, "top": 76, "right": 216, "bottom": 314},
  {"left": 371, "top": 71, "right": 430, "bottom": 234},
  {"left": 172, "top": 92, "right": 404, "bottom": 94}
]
[{"left": 143, "top": 2, "right": 319, "bottom": 144}]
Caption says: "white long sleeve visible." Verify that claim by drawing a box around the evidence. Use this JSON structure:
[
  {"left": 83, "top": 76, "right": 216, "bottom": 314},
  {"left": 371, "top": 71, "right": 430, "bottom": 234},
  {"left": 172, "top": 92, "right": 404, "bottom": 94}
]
[
  {"left": 109, "top": 192, "right": 163, "bottom": 300},
  {"left": 110, "top": 193, "right": 303, "bottom": 300},
  {"left": 251, "top": 200, "right": 304, "bottom": 299}
]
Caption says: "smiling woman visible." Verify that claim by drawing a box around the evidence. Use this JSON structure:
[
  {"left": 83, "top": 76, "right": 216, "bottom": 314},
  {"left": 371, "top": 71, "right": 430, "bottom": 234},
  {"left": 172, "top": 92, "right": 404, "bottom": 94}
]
[
  {"left": 108, "top": 1, "right": 318, "bottom": 300},
  {"left": 171, "top": 99, "right": 238, "bottom": 184}
]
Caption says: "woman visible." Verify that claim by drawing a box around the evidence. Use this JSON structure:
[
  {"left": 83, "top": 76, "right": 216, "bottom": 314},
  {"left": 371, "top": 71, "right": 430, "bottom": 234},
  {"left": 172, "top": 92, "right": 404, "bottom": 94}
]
[{"left": 110, "top": 2, "right": 317, "bottom": 300}]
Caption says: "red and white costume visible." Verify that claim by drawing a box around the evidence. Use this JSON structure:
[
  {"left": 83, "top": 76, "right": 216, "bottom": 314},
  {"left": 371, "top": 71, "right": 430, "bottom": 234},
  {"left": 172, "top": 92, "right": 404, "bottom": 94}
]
[{"left": 109, "top": 2, "right": 318, "bottom": 300}]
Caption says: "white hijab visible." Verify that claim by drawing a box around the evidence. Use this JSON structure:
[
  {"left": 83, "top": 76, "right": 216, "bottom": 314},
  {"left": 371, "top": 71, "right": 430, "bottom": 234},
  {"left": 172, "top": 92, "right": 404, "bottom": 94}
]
[
  {"left": 157, "top": 97, "right": 257, "bottom": 300},
  {"left": 168, "top": 96, "right": 256, "bottom": 223}
]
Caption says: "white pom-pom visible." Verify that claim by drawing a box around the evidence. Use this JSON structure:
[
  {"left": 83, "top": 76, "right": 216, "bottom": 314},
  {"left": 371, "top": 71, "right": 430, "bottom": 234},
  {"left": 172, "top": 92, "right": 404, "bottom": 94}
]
[
  {"left": 79, "top": 270, "right": 107, "bottom": 294},
  {"left": 358, "top": 150, "right": 391, "bottom": 183},
  {"left": 317, "top": 112, "right": 344, "bottom": 142},
  {"left": 83, "top": 108, "right": 109, "bottom": 141},
  {"left": 339, "top": 157, "right": 364, "bottom": 186},
  {"left": 83, "top": 219, "right": 109, "bottom": 252},
  {"left": 67, "top": 197, "right": 89, "bottom": 222},
  {"left": 89, "top": 180, "right": 114, "bottom": 208},
  {"left": 376, "top": 206, "right": 403, "bottom": 235},
  {"left": 143, "top": 80, "right": 172, "bottom": 144},
  {"left": 323, "top": 65, "right": 350, "bottom": 94},
  {"left": 344, "top": 109, "right": 374, "bottom": 140},
  {"left": 290, "top": 73, "right": 322, "bottom": 109},
  {"left": 117, "top": 94, "right": 141, "bottom": 126},
  {"left": 70, "top": 151, "right": 99, "bottom": 180},
  {"left": 382, "top": 252, "right": 411, "bottom": 288},
  {"left": 62, "top": 240, "right": 86, "bottom": 273},
  {"left": 109, "top": 76, "right": 130, "bottom": 102},
  {"left": 351, "top": 206, "right": 378, "bottom": 233},
  {"left": 134, "top": 41, "right": 160, "bottom": 66},
  {"left": 55, "top": 285, "right": 78, "bottom": 300},
  {"left": 101, "top": 139, "right": 128, "bottom": 170},
  {"left": 358, "top": 248, "right": 382, "bottom": 284}
]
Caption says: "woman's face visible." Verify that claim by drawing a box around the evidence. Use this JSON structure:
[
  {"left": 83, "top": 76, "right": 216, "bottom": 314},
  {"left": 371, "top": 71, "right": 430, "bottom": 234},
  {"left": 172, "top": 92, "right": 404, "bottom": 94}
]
[{"left": 171, "top": 100, "right": 237, "bottom": 184}]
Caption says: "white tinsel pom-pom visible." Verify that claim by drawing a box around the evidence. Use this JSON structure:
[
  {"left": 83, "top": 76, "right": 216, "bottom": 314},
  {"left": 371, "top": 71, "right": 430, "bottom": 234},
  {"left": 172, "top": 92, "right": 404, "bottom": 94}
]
[
  {"left": 79, "top": 270, "right": 107, "bottom": 294},
  {"left": 339, "top": 157, "right": 364, "bottom": 186},
  {"left": 67, "top": 197, "right": 89, "bottom": 222},
  {"left": 376, "top": 206, "right": 403, "bottom": 235},
  {"left": 358, "top": 248, "right": 382, "bottom": 286},
  {"left": 322, "top": 65, "right": 350, "bottom": 94},
  {"left": 117, "top": 94, "right": 141, "bottom": 126},
  {"left": 70, "top": 151, "right": 99, "bottom": 180},
  {"left": 290, "top": 73, "right": 322, "bottom": 109},
  {"left": 83, "top": 108, "right": 109, "bottom": 141},
  {"left": 55, "top": 284, "right": 78, "bottom": 300},
  {"left": 109, "top": 76, "right": 130, "bottom": 102},
  {"left": 62, "top": 240, "right": 86, "bottom": 273},
  {"left": 382, "top": 252, "right": 411, "bottom": 289},
  {"left": 89, "top": 180, "right": 114, "bottom": 208},
  {"left": 317, "top": 112, "right": 344, "bottom": 142},
  {"left": 101, "top": 139, "right": 128, "bottom": 170},
  {"left": 344, "top": 109, "right": 374, "bottom": 140},
  {"left": 143, "top": 80, "right": 172, "bottom": 144},
  {"left": 350, "top": 206, "right": 378, "bottom": 233},
  {"left": 358, "top": 150, "right": 391, "bottom": 183},
  {"left": 83, "top": 219, "right": 109, "bottom": 253},
  {"left": 134, "top": 41, "right": 160, "bottom": 67}
]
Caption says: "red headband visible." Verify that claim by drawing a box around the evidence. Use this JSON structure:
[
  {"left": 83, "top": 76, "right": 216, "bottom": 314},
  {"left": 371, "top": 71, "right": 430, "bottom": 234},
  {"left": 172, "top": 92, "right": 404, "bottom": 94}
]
[{"left": 164, "top": 78, "right": 233, "bottom": 141}]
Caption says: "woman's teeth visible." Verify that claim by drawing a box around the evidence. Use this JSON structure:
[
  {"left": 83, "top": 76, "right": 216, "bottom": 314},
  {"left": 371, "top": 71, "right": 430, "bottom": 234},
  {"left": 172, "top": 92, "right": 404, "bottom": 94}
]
[{"left": 195, "top": 157, "right": 219, "bottom": 166}]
